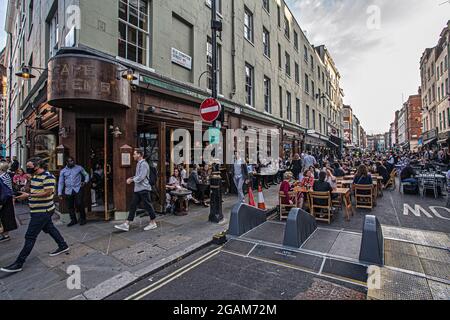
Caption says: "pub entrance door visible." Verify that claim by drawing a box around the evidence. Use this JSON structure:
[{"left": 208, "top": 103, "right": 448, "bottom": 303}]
[{"left": 76, "top": 118, "right": 114, "bottom": 221}]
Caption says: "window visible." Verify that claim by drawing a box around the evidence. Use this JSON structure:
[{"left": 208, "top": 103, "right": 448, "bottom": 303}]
[
  {"left": 317, "top": 66, "right": 321, "bottom": 80},
  {"left": 286, "top": 91, "right": 292, "bottom": 121},
  {"left": 304, "top": 45, "right": 308, "bottom": 62},
  {"left": 28, "top": 0, "right": 34, "bottom": 33},
  {"left": 206, "top": 38, "right": 222, "bottom": 93},
  {"left": 306, "top": 105, "right": 310, "bottom": 128},
  {"left": 284, "top": 15, "right": 290, "bottom": 39},
  {"left": 446, "top": 78, "right": 449, "bottom": 95},
  {"left": 448, "top": 107, "right": 450, "bottom": 128},
  {"left": 278, "top": 43, "right": 282, "bottom": 68},
  {"left": 296, "top": 98, "right": 300, "bottom": 124},
  {"left": 206, "top": 0, "right": 222, "bottom": 14},
  {"left": 312, "top": 109, "right": 316, "bottom": 130},
  {"left": 244, "top": 8, "right": 254, "bottom": 43},
  {"left": 285, "top": 52, "right": 290, "bottom": 77},
  {"left": 440, "top": 113, "right": 442, "bottom": 131},
  {"left": 264, "top": 76, "right": 271, "bottom": 113},
  {"left": 319, "top": 115, "right": 322, "bottom": 133},
  {"left": 49, "top": 10, "right": 59, "bottom": 58},
  {"left": 263, "top": 0, "right": 269, "bottom": 12},
  {"left": 294, "top": 31, "right": 298, "bottom": 51},
  {"left": 277, "top": 5, "right": 281, "bottom": 27},
  {"left": 305, "top": 74, "right": 309, "bottom": 94},
  {"left": 310, "top": 55, "right": 314, "bottom": 71},
  {"left": 311, "top": 80, "right": 315, "bottom": 97},
  {"left": 295, "top": 62, "right": 299, "bottom": 84},
  {"left": 119, "top": 0, "right": 149, "bottom": 65},
  {"left": 245, "top": 63, "right": 254, "bottom": 107},
  {"left": 279, "top": 86, "right": 283, "bottom": 118},
  {"left": 263, "top": 28, "right": 270, "bottom": 57}
]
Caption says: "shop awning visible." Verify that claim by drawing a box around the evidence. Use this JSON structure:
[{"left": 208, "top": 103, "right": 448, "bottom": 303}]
[
  {"left": 423, "top": 138, "right": 438, "bottom": 146},
  {"left": 438, "top": 139, "right": 448, "bottom": 145},
  {"left": 327, "top": 140, "right": 339, "bottom": 148}
]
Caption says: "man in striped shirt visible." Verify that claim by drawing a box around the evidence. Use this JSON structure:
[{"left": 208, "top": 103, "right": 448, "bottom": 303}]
[{"left": 1, "top": 158, "right": 69, "bottom": 273}]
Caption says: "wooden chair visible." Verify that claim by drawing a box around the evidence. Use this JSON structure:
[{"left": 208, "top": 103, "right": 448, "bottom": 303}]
[
  {"left": 385, "top": 170, "right": 397, "bottom": 190},
  {"left": 354, "top": 184, "right": 374, "bottom": 210},
  {"left": 309, "top": 191, "right": 333, "bottom": 224},
  {"left": 279, "top": 191, "right": 297, "bottom": 221}
]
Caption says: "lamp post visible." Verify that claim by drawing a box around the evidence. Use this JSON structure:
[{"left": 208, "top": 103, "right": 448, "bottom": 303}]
[{"left": 208, "top": 0, "right": 224, "bottom": 224}]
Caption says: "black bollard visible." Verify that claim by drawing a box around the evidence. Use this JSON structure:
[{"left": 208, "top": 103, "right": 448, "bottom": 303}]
[{"left": 209, "top": 163, "right": 224, "bottom": 223}]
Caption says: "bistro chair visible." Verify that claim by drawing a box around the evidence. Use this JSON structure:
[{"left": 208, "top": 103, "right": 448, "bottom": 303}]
[
  {"left": 279, "top": 191, "right": 297, "bottom": 221},
  {"left": 420, "top": 174, "right": 439, "bottom": 199},
  {"left": 384, "top": 170, "right": 396, "bottom": 190},
  {"left": 309, "top": 191, "right": 333, "bottom": 224},
  {"left": 354, "top": 184, "right": 374, "bottom": 210}
]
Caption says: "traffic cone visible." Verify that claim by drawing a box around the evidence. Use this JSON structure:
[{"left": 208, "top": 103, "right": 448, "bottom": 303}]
[
  {"left": 248, "top": 186, "right": 256, "bottom": 207},
  {"left": 257, "top": 185, "right": 266, "bottom": 210}
]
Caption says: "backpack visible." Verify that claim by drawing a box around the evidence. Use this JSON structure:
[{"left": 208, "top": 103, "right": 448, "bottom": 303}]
[{"left": 0, "top": 179, "right": 13, "bottom": 205}]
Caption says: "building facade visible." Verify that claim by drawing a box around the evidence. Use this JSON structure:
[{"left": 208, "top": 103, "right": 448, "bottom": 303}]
[
  {"left": 0, "top": 48, "right": 6, "bottom": 157},
  {"left": 405, "top": 93, "right": 422, "bottom": 152},
  {"left": 4, "top": 0, "right": 354, "bottom": 218}
]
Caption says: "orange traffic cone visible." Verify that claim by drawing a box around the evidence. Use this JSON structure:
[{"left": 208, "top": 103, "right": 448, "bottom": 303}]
[
  {"left": 248, "top": 186, "right": 256, "bottom": 207},
  {"left": 257, "top": 185, "right": 266, "bottom": 210}
]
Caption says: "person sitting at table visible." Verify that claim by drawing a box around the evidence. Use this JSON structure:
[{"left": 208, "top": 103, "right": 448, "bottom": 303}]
[
  {"left": 178, "top": 164, "right": 188, "bottom": 187},
  {"left": 400, "top": 164, "right": 418, "bottom": 185},
  {"left": 333, "top": 163, "right": 346, "bottom": 177},
  {"left": 325, "top": 169, "right": 338, "bottom": 191},
  {"left": 166, "top": 168, "right": 191, "bottom": 213},
  {"left": 279, "top": 172, "right": 294, "bottom": 205},
  {"left": 375, "top": 161, "right": 390, "bottom": 185},
  {"left": 300, "top": 169, "right": 315, "bottom": 189},
  {"left": 187, "top": 165, "right": 209, "bottom": 207},
  {"left": 353, "top": 165, "right": 373, "bottom": 195},
  {"left": 313, "top": 171, "right": 334, "bottom": 208}
]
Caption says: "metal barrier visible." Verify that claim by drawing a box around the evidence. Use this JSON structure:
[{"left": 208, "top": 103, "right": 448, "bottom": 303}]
[
  {"left": 227, "top": 203, "right": 267, "bottom": 237},
  {"left": 283, "top": 208, "right": 317, "bottom": 248}
]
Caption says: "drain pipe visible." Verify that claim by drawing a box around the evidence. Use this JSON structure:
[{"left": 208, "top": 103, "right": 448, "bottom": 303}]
[{"left": 230, "top": 0, "right": 236, "bottom": 98}]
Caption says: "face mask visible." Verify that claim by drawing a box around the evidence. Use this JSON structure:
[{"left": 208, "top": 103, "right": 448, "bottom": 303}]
[
  {"left": 26, "top": 167, "right": 36, "bottom": 175},
  {"left": 67, "top": 163, "right": 75, "bottom": 168}
]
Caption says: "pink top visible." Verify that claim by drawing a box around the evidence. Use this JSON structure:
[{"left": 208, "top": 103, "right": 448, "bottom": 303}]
[
  {"left": 13, "top": 174, "right": 28, "bottom": 186},
  {"left": 279, "top": 180, "right": 292, "bottom": 205}
]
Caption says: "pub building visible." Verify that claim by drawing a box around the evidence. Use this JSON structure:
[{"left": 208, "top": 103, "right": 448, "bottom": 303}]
[{"left": 22, "top": 47, "right": 303, "bottom": 221}]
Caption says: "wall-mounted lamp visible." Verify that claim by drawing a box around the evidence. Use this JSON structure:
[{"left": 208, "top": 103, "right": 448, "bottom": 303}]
[
  {"left": 111, "top": 126, "right": 123, "bottom": 138},
  {"left": 15, "top": 65, "right": 47, "bottom": 79},
  {"left": 117, "top": 68, "right": 137, "bottom": 83},
  {"left": 59, "top": 127, "right": 71, "bottom": 138}
]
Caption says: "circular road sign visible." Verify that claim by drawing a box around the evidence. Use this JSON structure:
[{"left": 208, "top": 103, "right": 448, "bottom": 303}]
[{"left": 200, "top": 98, "right": 221, "bottom": 123}]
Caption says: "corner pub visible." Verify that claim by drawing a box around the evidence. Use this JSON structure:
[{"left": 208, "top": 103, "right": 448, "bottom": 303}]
[{"left": 22, "top": 47, "right": 292, "bottom": 221}]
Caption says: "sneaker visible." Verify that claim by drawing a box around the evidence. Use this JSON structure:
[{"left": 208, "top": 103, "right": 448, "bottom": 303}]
[
  {"left": 0, "top": 235, "right": 11, "bottom": 243},
  {"left": 91, "top": 203, "right": 98, "bottom": 207},
  {"left": 79, "top": 220, "right": 87, "bottom": 226},
  {"left": 49, "top": 246, "right": 70, "bottom": 257},
  {"left": 0, "top": 262, "right": 23, "bottom": 273},
  {"left": 67, "top": 220, "right": 78, "bottom": 227},
  {"left": 114, "top": 223, "right": 130, "bottom": 232},
  {"left": 144, "top": 222, "right": 158, "bottom": 231}
]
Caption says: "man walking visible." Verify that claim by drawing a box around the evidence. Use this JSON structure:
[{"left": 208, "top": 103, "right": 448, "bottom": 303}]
[
  {"left": 303, "top": 152, "right": 317, "bottom": 169},
  {"left": 58, "top": 157, "right": 90, "bottom": 227},
  {"left": 1, "top": 158, "right": 69, "bottom": 273},
  {"left": 115, "top": 149, "right": 157, "bottom": 232}
]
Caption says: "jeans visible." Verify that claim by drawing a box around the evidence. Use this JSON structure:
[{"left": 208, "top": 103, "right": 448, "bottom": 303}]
[
  {"left": 66, "top": 190, "right": 86, "bottom": 222},
  {"left": 128, "top": 191, "right": 156, "bottom": 222},
  {"left": 17, "top": 210, "right": 67, "bottom": 265},
  {"left": 233, "top": 175, "right": 245, "bottom": 203}
]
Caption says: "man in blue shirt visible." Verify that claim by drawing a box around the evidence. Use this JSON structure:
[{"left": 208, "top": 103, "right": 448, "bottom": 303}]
[{"left": 58, "top": 157, "right": 90, "bottom": 227}]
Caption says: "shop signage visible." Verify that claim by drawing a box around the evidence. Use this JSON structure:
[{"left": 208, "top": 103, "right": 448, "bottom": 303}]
[
  {"left": 200, "top": 98, "right": 221, "bottom": 123},
  {"left": 48, "top": 55, "right": 130, "bottom": 109},
  {"left": 171, "top": 48, "right": 192, "bottom": 70}
]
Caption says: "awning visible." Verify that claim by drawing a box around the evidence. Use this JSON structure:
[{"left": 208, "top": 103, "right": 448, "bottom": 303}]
[
  {"left": 423, "top": 138, "right": 438, "bottom": 146},
  {"left": 327, "top": 140, "right": 339, "bottom": 148},
  {"left": 438, "top": 139, "right": 449, "bottom": 145}
]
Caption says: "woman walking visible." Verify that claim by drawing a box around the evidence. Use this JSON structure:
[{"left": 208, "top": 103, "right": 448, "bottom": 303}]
[{"left": 0, "top": 162, "right": 18, "bottom": 243}]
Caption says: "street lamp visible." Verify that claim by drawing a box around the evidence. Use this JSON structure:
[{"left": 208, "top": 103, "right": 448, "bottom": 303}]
[{"left": 117, "top": 68, "right": 137, "bottom": 83}]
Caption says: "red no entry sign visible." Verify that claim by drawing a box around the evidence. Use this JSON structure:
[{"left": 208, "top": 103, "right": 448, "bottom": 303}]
[{"left": 200, "top": 98, "right": 221, "bottom": 123}]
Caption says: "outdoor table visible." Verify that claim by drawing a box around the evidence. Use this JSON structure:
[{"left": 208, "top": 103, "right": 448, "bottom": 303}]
[{"left": 170, "top": 189, "right": 193, "bottom": 215}]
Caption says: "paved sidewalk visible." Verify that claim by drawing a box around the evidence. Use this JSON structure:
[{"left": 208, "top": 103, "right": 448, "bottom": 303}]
[{"left": 0, "top": 186, "right": 279, "bottom": 300}]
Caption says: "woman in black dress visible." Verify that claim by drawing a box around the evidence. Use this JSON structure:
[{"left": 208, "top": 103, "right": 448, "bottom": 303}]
[
  {"left": 0, "top": 162, "right": 18, "bottom": 243},
  {"left": 289, "top": 153, "right": 302, "bottom": 181}
]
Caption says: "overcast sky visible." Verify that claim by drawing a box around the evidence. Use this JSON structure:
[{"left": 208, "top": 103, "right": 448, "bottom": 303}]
[
  {"left": 0, "top": 1, "right": 449, "bottom": 134},
  {"left": 286, "top": 0, "right": 450, "bottom": 134}
]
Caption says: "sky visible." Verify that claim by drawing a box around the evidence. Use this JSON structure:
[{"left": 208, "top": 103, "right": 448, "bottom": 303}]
[
  {"left": 0, "top": 1, "right": 448, "bottom": 134},
  {"left": 286, "top": 0, "right": 450, "bottom": 134}
]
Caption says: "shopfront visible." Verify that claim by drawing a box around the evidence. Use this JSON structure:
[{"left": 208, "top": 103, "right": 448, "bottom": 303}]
[{"left": 421, "top": 129, "right": 438, "bottom": 150}]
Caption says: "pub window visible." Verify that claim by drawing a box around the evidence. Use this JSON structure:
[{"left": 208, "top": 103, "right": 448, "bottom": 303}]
[
  {"left": 264, "top": 76, "right": 272, "bottom": 114},
  {"left": 244, "top": 8, "right": 254, "bottom": 43},
  {"left": 296, "top": 98, "right": 301, "bottom": 125},
  {"left": 286, "top": 91, "right": 292, "bottom": 122},
  {"left": 119, "top": 0, "right": 149, "bottom": 65},
  {"left": 263, "top": 27, "right": 270, "bottom": 58}
]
